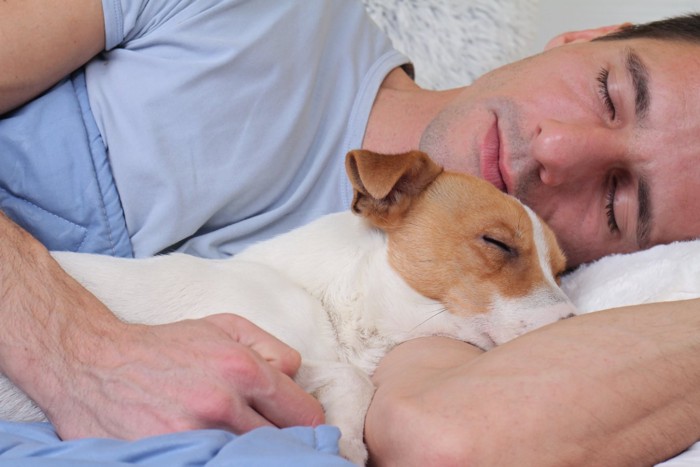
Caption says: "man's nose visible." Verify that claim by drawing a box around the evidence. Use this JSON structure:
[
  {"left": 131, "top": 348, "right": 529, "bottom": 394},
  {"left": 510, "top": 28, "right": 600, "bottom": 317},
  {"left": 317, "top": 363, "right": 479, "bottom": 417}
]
[{"left": 531, "top": 119, "right": 622, "bottom": 187}]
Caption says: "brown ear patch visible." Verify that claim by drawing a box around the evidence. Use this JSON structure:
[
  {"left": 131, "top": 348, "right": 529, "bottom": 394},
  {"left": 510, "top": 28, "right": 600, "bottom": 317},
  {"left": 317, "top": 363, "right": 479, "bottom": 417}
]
[{"left": 345, "top": 150, "right": 443, "bottom": 230}]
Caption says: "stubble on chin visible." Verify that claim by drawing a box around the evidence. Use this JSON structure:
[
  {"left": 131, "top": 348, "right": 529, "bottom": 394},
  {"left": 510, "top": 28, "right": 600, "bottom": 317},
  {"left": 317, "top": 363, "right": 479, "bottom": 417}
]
[
  {"left": 418, "top": 106, "right": 458, "bottom": 169},
  {"left": 418, "top": 104, "right": 480, "bottom": 175}
]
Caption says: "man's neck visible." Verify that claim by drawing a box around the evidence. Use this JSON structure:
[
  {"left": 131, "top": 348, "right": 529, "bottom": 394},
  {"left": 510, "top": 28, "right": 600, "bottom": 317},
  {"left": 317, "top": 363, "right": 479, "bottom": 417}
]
[{"left": 362, "top": 67, "right": 462, "bottom": 154}]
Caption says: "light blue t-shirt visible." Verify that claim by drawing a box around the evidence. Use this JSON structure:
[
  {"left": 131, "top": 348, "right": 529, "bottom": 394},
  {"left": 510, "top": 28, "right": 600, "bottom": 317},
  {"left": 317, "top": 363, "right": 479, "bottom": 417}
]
[
  {"left": 88, "top": 0, "right": 408, "bottom": 258},
  {"left": 0, "top": 0, "right": 407, "bottom": 258}
]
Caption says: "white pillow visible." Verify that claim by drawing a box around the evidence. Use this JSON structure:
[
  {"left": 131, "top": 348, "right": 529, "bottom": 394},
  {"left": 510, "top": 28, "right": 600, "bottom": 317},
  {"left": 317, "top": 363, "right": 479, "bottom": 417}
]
[{"left": 562, "top": 239, "right": 700, "bottom": 313}]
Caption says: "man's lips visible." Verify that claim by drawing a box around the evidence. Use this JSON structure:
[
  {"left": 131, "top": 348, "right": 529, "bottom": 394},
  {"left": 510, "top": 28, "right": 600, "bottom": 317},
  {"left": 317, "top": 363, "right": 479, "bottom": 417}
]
[{"left": 480, "top": 117, "right": 507, "bottom": 193}]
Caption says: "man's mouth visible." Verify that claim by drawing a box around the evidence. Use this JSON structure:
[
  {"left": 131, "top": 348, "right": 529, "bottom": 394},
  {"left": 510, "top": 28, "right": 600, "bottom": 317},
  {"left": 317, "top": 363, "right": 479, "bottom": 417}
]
[{"left": 480, "top": 117, "right": 507, "bottom": 193}]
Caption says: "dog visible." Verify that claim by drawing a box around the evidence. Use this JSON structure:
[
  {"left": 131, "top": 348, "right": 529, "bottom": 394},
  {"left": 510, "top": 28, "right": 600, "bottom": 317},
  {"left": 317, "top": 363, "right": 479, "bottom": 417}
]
[{"left": 0, "top": 149, "right": 576, "bottom": 464}]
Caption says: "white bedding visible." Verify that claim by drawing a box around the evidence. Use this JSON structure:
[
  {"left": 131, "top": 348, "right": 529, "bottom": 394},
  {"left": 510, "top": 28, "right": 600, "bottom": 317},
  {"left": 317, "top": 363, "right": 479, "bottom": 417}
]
[
  {"left": 660, "top": 443, "right": 700, "bottom": 467},
  {"left": 563, "top": 239, "right": 700, "bottom": 312}
]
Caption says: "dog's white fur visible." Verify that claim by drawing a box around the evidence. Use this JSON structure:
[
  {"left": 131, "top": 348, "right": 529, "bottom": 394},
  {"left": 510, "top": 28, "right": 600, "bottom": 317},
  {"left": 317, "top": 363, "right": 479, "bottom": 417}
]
[{"left": 0, "top": 150, "right": 576, "bottom": 464}]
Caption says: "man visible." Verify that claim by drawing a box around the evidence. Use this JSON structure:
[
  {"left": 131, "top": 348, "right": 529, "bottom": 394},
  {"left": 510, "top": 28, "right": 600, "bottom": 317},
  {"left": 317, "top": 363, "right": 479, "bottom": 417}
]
[{"left": 1, "top": 1, "right": 699, "bottom": 465}]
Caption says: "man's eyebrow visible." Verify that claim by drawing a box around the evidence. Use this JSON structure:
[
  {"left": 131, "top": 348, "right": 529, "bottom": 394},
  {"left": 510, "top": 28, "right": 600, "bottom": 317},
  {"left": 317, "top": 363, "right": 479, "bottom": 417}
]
[
  {"left": 624, "top": 47, "right": 650, "bottom": 122},
  {"left": 623, "top": 48, "right": 652, "bottom": 247},
  {"left": 637, "top": 175, "right": 652, "bottom": 248}
]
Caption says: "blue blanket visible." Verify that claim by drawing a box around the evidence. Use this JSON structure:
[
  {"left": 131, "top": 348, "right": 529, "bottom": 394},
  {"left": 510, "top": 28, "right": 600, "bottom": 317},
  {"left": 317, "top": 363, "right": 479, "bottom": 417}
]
[{"left": 0, "top": 421, "right": 353, "bottom": 466}]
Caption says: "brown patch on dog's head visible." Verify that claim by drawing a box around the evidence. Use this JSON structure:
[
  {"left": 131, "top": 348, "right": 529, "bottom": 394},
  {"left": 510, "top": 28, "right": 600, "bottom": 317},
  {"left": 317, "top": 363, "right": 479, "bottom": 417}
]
[
  {"left": 345, "top": 149, "right": 567, "bottom": 317},
  {"left": 389, "top": 172, "right": 567, "bottom": 315}
]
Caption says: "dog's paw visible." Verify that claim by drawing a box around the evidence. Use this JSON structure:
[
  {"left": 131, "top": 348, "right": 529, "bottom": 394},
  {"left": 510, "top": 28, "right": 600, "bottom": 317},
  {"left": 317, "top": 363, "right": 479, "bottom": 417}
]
[{"left": 339, "top": 433, "right": 368, "bottom": 466}]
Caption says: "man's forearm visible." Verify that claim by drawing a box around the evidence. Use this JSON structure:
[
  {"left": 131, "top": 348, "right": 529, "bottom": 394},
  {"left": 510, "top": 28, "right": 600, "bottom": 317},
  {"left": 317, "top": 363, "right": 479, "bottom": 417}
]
[
  {"left": 366, "top": 301, "right": 700, "bottom": 466},
  {"left": 0, "top": 211, "right": 325, "bottom": 439},
  {"left": 0, "top": 211, "right": 126, "bottom": 418}
]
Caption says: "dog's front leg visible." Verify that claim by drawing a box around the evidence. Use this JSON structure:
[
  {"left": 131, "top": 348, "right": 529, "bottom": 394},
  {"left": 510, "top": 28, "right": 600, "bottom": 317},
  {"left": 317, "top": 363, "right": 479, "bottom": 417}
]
[{"left": 296, "top": 360, "right": 375, "bottom": 466}]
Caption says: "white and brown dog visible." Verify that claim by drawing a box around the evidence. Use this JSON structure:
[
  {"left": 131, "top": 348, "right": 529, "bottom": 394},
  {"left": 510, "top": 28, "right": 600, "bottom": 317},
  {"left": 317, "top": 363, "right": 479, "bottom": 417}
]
[{"left": 0, "top": 150, "right": 576, "bottom": 464}]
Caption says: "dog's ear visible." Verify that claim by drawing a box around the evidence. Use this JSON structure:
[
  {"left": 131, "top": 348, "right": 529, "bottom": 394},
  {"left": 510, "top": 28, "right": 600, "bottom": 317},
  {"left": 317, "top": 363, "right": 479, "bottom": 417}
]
[{"left": 345, "top": 149, "right": 443, "bottom": 229}]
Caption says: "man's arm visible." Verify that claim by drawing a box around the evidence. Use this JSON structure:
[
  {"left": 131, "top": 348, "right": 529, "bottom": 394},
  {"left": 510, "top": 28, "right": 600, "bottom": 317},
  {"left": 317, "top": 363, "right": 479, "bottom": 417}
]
[
  {"left": 0, "top": 1, "right": 325, "bottom": 437},
  {"left": 366, "top": 302, "right": 700, "bottom": 466},
  {"left": 0, "top": 0, "right": 105, "bottom": 114},
  {"left": 0, "top": 211, "right": 324, "bottom": 438}
]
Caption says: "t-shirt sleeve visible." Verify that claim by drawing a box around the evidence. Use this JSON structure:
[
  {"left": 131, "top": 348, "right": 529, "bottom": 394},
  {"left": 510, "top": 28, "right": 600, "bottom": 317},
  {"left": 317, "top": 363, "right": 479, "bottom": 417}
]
[
  {"left": 100, "top": 0, "right": 199, "bottom": 50},
  {"left": 101, "top": 0, "right": 125, "bottom": 50}
]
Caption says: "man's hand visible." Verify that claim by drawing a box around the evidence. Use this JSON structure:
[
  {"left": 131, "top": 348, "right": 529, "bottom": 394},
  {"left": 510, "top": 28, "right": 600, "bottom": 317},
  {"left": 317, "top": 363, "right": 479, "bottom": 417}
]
[
  {"left": 0, "top": 212, "right": 323, "bottom": 440},
  {"left": 44, "top": 314, "right": 325, "bottom": 440}
]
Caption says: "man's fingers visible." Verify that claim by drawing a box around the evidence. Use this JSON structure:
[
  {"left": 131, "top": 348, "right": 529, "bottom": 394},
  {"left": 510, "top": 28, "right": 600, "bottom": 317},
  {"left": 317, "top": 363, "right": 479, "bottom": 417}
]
[
  {"left": 207, "top": 314, "right": 303, "bottom": 376},
  {"left": 250, "top": 366, "right": 326, "bottom": 428},
  {"left": 204, "top": 314, "right": 326, "bottom": 428},
  {"left": 218, "top": 371, "right": 325, "bottom": 433},
  {"left": 224, "top": 404, "right": 275, "bottom": 434}
]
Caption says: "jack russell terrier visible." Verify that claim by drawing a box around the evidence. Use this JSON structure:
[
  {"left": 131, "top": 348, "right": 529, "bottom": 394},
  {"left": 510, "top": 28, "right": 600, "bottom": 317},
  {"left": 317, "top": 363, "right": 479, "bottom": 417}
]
[{"left": 0, "top": 150, "right": 576, "bottom": 465}]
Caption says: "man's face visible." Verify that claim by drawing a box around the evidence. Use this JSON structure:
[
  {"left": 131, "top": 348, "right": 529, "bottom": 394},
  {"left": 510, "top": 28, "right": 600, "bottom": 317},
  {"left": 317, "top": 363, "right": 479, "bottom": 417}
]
[{"left": 420, "top": 38, "right": 700, "bottom": 267}]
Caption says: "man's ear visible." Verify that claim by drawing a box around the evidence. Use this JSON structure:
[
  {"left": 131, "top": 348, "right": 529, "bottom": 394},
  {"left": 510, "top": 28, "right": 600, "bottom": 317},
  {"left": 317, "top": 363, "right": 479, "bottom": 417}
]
[
  {"left": 544, "top": 23, "right": 633, "bottom": 50},
  {"left": 344, "top": 149, "right": 443, "bottom": 230}
]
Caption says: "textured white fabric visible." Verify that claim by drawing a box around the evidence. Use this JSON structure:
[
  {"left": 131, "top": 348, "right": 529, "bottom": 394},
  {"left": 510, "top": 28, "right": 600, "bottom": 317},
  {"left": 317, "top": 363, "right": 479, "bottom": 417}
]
[
  {"left": 363, "top": 0, "right": 539, "bottom": 89},
  {"left": 563, "top": 239, "right": 700, "bottom": 313}
]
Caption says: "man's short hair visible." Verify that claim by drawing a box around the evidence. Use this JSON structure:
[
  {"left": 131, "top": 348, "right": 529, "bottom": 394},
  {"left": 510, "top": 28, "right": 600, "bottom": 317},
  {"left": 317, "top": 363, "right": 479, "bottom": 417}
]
[{"left": 595, "top": 13, "right": 700, "bottom": 44}]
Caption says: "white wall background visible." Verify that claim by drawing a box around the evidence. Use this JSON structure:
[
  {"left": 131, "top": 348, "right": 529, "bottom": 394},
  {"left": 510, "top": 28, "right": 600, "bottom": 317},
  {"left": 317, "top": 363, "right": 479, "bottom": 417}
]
[{"left": 530, "top": 0, "right": 700, "bottom": 54}]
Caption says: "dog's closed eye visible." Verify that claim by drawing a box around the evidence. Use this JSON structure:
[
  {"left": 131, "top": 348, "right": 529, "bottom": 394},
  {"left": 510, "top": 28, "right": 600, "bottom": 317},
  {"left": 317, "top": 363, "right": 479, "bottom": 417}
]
[{"left": 481, "top": 235, "right": 516, "bottom": 256}]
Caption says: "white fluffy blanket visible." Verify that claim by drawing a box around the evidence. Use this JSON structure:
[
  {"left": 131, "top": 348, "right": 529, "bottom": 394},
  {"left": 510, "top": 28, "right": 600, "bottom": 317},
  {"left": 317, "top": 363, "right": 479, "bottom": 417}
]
[
  {"left": 363, "top": 0, "right": 539, "bottom": 89},
  {"left": 563, "top": 240, "right": 700, "bottom": 313}
]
